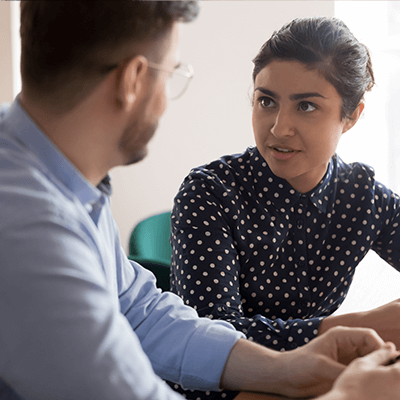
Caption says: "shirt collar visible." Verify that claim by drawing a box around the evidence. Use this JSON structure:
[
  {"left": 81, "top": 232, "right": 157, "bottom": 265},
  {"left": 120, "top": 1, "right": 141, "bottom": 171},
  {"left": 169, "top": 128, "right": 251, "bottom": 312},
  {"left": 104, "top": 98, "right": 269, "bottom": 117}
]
[
  {"left": 2, "top": 98, "right": 112, "bottom": 206},
  {"left": 252, "top": 147, "right": 335, "bottom": 214}
]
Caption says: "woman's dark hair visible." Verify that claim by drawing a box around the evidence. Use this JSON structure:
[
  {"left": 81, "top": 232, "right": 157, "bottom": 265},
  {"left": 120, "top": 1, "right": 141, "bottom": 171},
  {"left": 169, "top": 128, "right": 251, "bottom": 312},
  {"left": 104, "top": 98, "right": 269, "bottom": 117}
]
[
  {"left": 252, "top": 17, "right": 374, "bottom": 120},
  {"left": 20, "top": 1, "right": 199, "bottom": 109}
]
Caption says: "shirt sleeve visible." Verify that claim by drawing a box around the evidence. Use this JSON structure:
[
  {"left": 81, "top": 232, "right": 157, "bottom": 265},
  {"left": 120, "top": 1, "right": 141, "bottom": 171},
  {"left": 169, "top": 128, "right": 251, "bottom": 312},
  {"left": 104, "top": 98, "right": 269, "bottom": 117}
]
[
  {"left": 371, "top": 181, "right": 400, "bottom": 268},
  {"left": 170, "top": 173, "right": 322, "bottom": 352},
  {"left": 0, "top": 210, "right": 242, "bottom": 400},
  {"left": 117, "top": 256, "right": 244, "bottom": 390}
]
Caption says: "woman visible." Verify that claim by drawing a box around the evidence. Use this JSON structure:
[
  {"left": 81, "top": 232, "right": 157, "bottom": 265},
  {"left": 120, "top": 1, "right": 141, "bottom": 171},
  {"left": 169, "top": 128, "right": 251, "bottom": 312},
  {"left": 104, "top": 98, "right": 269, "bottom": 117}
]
[{"left": 168, "top": 15, "right": 400, "bottom": 400}]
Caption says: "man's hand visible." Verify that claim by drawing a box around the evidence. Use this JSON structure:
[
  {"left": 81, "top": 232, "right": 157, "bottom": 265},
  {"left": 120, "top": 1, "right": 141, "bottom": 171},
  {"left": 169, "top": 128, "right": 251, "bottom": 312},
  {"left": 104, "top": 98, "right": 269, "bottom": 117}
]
[
  {"left": 319, "top": 343, "right": 400, "bottom": 400},
  {"left": 275, "top": 325, "right": 393, "bottom": 398},
  {"left": 220, "top": 325, "right": 391, "bottom": 398}
]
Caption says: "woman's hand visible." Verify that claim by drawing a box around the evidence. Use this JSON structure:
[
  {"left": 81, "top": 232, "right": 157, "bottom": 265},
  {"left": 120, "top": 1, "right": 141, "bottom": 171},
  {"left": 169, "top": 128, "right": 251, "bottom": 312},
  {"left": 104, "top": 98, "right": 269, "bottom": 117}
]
[
  {"left": 319, "top": 344, "right": 400, "bottom": 400},
  {"left": 319, "top": 298, "right": 400, "bottom": 349}
]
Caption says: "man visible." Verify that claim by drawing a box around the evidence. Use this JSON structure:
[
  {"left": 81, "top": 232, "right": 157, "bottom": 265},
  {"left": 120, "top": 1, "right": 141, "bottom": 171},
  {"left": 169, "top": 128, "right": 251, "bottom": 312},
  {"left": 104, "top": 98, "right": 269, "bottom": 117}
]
[{"left": 0, "top": 2, "right": 399, "bottom": 400}]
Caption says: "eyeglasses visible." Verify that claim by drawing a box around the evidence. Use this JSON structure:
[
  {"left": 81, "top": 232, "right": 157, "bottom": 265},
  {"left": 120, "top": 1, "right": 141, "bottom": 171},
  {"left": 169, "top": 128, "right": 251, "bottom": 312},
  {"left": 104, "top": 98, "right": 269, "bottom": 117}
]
[
  {"left": 147, "top": 61, "right": 194, "bottom": 100},
  {"left": 104, "top": 57, "right": 194, "bottom": 101}
]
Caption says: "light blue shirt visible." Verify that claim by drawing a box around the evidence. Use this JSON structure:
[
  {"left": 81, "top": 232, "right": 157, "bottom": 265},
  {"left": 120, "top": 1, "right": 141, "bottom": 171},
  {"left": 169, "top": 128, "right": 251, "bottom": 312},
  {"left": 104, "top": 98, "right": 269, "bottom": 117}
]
[{"left": 0, "top": 100, "right": 244, "bottom": 400}]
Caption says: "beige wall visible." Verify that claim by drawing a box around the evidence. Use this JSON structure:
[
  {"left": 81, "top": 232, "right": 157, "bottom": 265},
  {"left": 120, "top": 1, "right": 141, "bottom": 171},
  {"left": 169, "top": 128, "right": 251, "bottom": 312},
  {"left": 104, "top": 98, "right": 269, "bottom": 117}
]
[
  {"left": 109, "top": 1, "right": 335, "bottom": 251},
  {"left": 0, "top": 2, "right": 14, "bottom": 104},
  {"left": 0, "top": 0, "right": 335, "bottom": 251}
]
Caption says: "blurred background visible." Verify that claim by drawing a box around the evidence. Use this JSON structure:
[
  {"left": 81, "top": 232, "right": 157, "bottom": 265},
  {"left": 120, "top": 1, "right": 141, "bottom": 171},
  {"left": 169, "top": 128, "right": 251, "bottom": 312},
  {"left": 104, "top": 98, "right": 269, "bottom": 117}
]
[{"left": 1, "top": 1, "right": 400, "bottom": 315}]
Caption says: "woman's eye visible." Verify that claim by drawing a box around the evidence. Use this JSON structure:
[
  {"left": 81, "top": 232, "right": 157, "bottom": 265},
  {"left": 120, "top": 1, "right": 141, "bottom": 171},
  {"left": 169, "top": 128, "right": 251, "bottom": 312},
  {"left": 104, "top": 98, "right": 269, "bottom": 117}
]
[
  {"left": 298, "top": 102, "right": 317, "bottom": 112},
  {"left": 258, "top": 97, "right": 276, "bottom": 108}
]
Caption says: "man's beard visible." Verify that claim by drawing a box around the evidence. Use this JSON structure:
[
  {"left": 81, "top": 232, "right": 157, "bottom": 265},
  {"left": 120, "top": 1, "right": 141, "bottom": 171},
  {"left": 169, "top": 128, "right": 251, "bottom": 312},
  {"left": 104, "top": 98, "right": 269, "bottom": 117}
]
[{"left": 119, "top": 121, "right": 159, "bottom": 166}]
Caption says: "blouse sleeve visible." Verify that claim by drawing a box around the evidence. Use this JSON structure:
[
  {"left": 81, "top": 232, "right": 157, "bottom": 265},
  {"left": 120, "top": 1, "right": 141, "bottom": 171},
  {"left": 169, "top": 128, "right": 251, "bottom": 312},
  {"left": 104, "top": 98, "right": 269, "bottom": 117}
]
[
  {"left": 170, "top": 170, "right": 322, "bottom": 352},
  {"left": 371, "top": 181, "right": 400, "bottom": 268}
]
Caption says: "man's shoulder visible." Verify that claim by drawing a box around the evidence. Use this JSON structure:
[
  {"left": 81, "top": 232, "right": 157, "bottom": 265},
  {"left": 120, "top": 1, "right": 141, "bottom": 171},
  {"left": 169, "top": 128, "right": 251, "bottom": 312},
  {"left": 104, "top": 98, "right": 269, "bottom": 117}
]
[
  {"left": 0, "top": 138, "right": 78, "bottom": 230},
  {"left": 0, "top": 103, "right": 11, "bottom": 119}
]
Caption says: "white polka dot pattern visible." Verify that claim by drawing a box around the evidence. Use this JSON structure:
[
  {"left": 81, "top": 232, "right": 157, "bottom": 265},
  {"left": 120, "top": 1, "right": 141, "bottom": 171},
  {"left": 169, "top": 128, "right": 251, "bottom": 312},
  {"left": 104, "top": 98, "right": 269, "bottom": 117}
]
[
  {"left": 170, "top": 147, "right": 400, "bottom": 354},
  {"left": 168, "top": 147, "right": 400, "bottom": 399}
]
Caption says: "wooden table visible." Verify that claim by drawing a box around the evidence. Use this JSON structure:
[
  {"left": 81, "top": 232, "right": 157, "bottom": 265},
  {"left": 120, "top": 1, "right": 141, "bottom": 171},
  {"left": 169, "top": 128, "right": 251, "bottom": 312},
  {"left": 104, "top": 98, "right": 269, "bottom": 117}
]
[{"left": 235, "top": 392, "right": 311, "bottom": 400}]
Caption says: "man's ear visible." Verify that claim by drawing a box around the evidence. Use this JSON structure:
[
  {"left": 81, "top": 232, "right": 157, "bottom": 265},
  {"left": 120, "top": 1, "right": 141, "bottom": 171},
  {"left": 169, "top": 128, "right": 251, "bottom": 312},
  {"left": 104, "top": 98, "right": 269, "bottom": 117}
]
[
  {"left": 342, "top": 102, "right": 365, "bottom": 133},
  {"left": 117, "top": 56, "right": 148, "bottom": 112}
]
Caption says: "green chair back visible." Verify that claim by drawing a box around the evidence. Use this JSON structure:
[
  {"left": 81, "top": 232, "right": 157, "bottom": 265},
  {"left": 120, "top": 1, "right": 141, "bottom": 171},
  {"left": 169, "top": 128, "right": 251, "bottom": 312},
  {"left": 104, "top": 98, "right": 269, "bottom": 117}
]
[{"left": 128, "top": 211, "right": 172, "bottom": 291}]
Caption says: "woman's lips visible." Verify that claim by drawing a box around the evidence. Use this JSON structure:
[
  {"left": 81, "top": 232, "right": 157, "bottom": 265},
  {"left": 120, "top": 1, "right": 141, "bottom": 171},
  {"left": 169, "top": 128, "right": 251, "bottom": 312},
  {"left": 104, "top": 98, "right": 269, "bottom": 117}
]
[{"left": 270, "top": 146, "right": 299, "bottom": 160}]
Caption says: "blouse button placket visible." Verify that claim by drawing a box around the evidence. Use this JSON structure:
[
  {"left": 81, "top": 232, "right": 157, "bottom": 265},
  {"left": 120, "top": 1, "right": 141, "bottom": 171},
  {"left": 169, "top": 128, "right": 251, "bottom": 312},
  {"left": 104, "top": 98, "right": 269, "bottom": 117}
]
[{"left": 295, "top": 195, "right": 311, "bottom": 313}]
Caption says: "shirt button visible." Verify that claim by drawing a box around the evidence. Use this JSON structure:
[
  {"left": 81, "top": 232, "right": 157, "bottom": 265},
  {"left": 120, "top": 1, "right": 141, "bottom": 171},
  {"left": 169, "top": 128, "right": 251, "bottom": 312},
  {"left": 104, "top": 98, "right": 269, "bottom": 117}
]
[
  {"left": 291, "top": 343, "right": 298, "bottom": 349},
  {"left": 296, "top": 219, "right": 304, "bottom": 229},
  {"left": 299, "top": 259, "right": 305, "bottom": 267}
]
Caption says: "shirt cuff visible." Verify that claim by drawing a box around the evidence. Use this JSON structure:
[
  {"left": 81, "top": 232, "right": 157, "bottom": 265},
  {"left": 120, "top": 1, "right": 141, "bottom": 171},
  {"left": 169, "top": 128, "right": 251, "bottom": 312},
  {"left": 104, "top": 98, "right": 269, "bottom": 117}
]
[{"left": 180, "top": 319, "right": 245, "bottom": 391}]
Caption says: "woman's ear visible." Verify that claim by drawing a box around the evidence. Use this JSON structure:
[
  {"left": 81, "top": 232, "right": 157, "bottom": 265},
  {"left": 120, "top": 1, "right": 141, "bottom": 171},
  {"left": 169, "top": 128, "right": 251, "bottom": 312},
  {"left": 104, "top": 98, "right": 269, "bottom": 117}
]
[
  {"left": 117, "top": 56, "right": 148, "bottom": 112},
  {"left": 342, "top": 102, "right": 365, "bottom": 133}
]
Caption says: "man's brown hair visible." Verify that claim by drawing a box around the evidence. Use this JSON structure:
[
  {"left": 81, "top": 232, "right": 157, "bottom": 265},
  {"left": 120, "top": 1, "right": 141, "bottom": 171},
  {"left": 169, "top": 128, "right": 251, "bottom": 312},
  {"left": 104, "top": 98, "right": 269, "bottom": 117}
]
[{"left": 20, "top": 1, "right": 199, "bottom": 110}]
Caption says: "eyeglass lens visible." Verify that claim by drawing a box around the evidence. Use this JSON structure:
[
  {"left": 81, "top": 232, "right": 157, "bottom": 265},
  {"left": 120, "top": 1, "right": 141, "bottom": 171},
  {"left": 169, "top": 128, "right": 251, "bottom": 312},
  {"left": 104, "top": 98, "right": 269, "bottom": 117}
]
[{"left": 167, "top": 64, "right": 193, "bottom": 100}]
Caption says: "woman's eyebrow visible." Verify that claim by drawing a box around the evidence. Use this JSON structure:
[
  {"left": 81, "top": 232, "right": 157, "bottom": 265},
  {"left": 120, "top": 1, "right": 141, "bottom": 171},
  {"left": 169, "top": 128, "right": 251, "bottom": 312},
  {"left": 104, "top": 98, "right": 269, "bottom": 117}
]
[
  {"left": 254, "top": 87, "right": 279, "bottom": 99},
  {"left": 254, "top": 87, "right": 327, "bottom": 101},
  {"left": 289, "top": 92, "right": 327, "bottom": 101}
]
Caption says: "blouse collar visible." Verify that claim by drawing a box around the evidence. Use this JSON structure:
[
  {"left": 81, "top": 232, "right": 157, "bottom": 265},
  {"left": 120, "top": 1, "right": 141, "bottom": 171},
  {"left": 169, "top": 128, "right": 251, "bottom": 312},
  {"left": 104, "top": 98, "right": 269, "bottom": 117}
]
[{"left": 250, "top": 147, "right": 336, "bottom": 214}]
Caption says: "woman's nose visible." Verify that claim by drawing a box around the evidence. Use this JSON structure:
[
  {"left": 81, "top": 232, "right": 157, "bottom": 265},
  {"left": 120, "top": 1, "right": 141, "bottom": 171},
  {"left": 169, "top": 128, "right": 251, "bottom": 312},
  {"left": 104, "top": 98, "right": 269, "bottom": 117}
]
[{"left": 270, "top": 110, "right": 296, "bottom": 138}]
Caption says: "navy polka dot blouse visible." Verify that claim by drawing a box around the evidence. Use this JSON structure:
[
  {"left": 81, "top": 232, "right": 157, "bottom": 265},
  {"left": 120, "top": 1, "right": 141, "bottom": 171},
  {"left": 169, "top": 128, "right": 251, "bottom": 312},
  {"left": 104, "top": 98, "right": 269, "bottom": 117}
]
[
  {"left": 171, "top": 147, "right": 400, "bottom": 350},
  {"left": 168, "top": 146, "right": 400, "bottom": 399}
]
